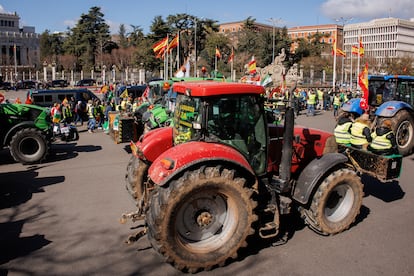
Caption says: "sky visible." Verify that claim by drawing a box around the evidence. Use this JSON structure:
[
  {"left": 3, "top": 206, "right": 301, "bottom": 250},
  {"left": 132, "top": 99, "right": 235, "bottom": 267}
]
[{"left": 1, "top": 0, "right": 414, "bottom": 34}]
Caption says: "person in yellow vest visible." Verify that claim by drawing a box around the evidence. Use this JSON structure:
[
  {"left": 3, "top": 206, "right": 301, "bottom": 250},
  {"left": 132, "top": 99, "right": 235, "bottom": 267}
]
[
  {"left": 332, "top": 92, "right": 341, "bottom": 118},
  {"left": 334, "top": 112, "right": 354, "bottom": 145},
  {"left": 306, "top": 89, "right": 316, "bottom": 116},
  {"left": 316, "top": 89, "right": 324, "bottom": 110},
  {"left": 350, "top": 113, "right": 372, "bottom": 149},
  {"left": 368, "top": 119, "right": 398, "bottom": 155}
]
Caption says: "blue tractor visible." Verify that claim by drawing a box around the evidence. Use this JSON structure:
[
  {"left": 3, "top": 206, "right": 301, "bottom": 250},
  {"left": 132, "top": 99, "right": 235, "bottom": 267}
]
[{"left": 341, "top": 75, "right": 414, "bottom": 156}]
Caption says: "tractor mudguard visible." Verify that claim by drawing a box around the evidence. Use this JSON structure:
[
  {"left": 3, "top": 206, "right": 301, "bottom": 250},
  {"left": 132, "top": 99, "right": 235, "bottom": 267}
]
[
  {"left": 136, "top": 127, "right": 173, "bottom": 162},
  {"left": 3, "top": 121, "right": 37, "bottom": 145},
  {"left": 292, "top": 152, "right": 348, "bottom": 205},
  {"left": 375, "top": 101, "right": 414, "bottom": 117},
  {"left": 340, "top": 98, "right": 364, "bottom": 115},
  {"left": 148, "top": 141, "right": 255, "bottom": 186}
]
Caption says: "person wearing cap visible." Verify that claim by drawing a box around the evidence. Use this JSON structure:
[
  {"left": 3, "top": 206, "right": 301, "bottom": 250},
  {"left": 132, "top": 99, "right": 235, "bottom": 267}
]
[
  {"left": 368, "top": 119, "right": 398, "bottom": 155},
  {"left": 350, "top": 113, "right": 372, "bottom": 149}
]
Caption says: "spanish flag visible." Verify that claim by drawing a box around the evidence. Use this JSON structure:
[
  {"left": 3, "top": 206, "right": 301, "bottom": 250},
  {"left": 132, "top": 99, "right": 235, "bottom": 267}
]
[
  {"left": 167, "top": 34, "right": 179, "bottom": 52},
  {"left": 152, "top": 37, "right": 168, "bottom": 55},
  {"left": 352, "top": 45, "right": 359, "bottom": 55},
  {"left": 358, "top": 63, "right": 369, "bottom": 109},
  {"left": 215, "top": 47, "right": 221, "bottom": 59},
  {"left": 359, "top": 38, "right": 364, "bottom": 57},
  {"left": 248, "top": 56, "right": 256, "bottom": 74}
]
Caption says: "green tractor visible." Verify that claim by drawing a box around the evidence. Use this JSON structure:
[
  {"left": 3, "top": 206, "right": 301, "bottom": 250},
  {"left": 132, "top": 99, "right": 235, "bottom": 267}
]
[{"left": 0, "top": 103, "right": 78, "bottom": 164}]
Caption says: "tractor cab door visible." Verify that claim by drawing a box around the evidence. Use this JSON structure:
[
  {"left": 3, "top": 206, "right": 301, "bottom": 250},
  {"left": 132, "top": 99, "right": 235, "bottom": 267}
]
[{"left": 206, "top": 95, "right": 267, "bottom": 174}]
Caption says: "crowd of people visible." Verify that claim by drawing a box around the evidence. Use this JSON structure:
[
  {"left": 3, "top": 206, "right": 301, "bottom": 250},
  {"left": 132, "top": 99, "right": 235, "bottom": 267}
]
[{"left": 267, "top": 86, "right": 359, "bottom": 118}]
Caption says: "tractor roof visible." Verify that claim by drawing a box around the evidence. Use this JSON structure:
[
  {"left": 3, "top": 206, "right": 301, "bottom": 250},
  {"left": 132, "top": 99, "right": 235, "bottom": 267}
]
[{"left": 172, "top": 81, "right": 265, "bottom": 97}]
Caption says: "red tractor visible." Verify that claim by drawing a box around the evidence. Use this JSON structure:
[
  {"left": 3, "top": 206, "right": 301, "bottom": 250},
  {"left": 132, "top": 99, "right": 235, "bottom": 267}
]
[{"left": 122, "top": 81, "right": 400, "bottom": 273}]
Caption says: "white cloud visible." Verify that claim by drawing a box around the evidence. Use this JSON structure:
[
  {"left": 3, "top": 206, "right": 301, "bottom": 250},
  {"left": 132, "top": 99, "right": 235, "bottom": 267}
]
[
  {"left": 321, "top": 0, "right": 414, "bottom": 21},
  {"left": 0, "top": 5, "right": 5, "bottom": 13},
  {"left": 63, "top": 19, "right": 77, "bottom": 29}
]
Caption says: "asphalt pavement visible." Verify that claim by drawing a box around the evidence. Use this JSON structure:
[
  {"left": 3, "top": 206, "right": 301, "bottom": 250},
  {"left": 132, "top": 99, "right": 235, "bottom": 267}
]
[{"left": 1, "top": 90, "right": 414, "bottom": 275}]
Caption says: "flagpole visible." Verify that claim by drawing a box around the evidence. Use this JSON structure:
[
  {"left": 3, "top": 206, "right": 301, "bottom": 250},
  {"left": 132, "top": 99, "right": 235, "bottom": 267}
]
[
  {"left": 333, "top": 40, "right": 337, "bottom": 92},
  {"left": 215, "top": 46, "right": 218, "bottom": 72},
  {"left": 177, "top": 31, "right": 180, "bottom": 71},
  {"left": 357, "top": 29, "right": 361, "bottom": 86},
  {"left": 350, "top": 52, "right": 353, "bottom": 90}
]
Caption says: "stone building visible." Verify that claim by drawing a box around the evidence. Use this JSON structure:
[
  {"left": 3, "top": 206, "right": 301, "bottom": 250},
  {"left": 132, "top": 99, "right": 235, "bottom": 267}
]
[{"left": 0, "top": 11, "right": 40, "bottom": 80}]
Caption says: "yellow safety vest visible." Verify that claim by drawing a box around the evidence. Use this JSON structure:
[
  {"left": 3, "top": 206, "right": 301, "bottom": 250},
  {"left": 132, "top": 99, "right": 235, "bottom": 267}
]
[
  {"left": 350, "top": 121, "right": 369, "bottom": 146},
  {"left": 370, "top": 131, "right": 393, "bottom": 150},
  {"left": 317, "top": 90, "right": 324, "bottom": 100},
  {"left": 334, "top": 121, "right": 352, "bottom": 144},
  {"left": 333, "top": 95, "right": 341, "bottom": 106},
  {"left": 307, "top": 94, "right": 316, "bottom": 105},
  {"left": 87, "top": 105, "right": 95, "bottom": 119}
]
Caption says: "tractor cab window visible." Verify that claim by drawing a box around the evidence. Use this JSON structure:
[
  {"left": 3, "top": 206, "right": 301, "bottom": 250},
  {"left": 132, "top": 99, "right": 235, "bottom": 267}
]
[
  {"left": 207, "top": 95, "right": 267, "bottom": 174},
  {"left": 173, "top": 94, "right": 202, "bottom": 144}
]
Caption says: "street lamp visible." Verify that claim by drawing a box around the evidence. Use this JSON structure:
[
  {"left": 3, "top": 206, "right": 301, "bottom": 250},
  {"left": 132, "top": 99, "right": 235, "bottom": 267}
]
[
  {"left": 335, "top": 17, "right": 353, "bottom": 86},
  {"left": 267, "top": 18, "right": 282, "bottom": 64}
]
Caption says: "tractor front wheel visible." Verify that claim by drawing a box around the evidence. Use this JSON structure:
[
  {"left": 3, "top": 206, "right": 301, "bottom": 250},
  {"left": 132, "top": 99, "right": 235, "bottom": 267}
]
[
  {"left": 146, "top": 166, "right": 258, "bottom": 273},
  {"left": 9, "top": 128, "right": 48, "bottom": 164},
  {"left": 302, "top": 168, "right": 363, "bottom": 235}
]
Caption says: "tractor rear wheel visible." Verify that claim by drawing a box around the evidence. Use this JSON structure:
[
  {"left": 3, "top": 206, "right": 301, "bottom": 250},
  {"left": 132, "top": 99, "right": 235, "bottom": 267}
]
[
  {"left": 146, "top": 166, "right": 258, "bottom": 273},
  {"left": 389, "top": 110, "right": 414, "bottom": 156},
  {"left": 9, "top": 128, "right": 48, "bottom": 164},
  {"left": 302, "top": 168, "right": 363, "bottom": 235}
]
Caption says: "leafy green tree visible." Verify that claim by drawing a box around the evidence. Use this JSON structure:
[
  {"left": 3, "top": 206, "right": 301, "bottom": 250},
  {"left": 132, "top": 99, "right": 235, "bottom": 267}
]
[
  {"left": 128, "top": 25, "right": 144, "bottom": 47},
  {"left": 40, "top": 30, "right": 64, "bottom": 64},
  {"left": 63, "top": 6, "right": 110, "bottom": 70}
]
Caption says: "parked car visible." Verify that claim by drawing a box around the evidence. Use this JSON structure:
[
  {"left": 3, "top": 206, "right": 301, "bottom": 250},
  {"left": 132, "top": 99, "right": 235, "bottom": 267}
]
[
  {"left": 51, "top": 79, "right": 68, "bottom": 88},
  {"left": 75, "top": 79, "right": 96, "bottom": 87},
  {"left": 15, "top": 80, "right": 37, "bottom": 90},
  {"left": 0, "top": 81, "right": 12, "bottom": 90}
]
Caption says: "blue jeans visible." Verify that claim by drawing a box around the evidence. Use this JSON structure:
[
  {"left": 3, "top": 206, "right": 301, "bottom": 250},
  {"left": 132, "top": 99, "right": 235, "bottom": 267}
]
[
  {"left": 88, "top": 118, "right": 96, "bottom": 130},
  {"left": 307, "top": 104, "right": 315, "bottom": 116}
]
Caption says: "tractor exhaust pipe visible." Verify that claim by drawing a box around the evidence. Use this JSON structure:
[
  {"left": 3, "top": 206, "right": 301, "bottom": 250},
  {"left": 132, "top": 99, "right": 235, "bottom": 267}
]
[{"left": 273, "top": 84, "right": 296, "bottom": 193}]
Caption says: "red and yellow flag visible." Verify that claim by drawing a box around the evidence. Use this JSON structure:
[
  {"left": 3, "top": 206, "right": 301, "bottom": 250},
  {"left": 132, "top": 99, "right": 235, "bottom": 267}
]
[
  {"left": 358, "top": 62, "right": 369, "bottom": 110},
  {"left": 248, "top": 56, "right": 256, "bottom": 74},
  {"left": 152, "top": 37, "right": 168, "bottom": 54},
  {"left": 359, "top": 38, "right": 364, "bottom": 57},
  {"left": 352, "top": 45, "right": 359, "bottom": 55},
  {"left": 167, "top": 34, "right": 179, "bottom": 52},
  {"left": 215, "top": 47, "right": 221, "bottom": 59},
  {"left": 336, "top": 48, "right": 346, "bottom": 57}
]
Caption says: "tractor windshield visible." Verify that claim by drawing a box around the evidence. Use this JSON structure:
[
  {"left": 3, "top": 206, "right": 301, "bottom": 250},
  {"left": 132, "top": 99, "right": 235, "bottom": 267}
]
[{"left": 173, "top": 94, "right": 202, "bottom": 144}]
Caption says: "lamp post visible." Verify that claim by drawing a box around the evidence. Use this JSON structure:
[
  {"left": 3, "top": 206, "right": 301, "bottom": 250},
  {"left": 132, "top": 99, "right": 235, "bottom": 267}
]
[
  {"left": 194, "top": 18, "right": 197, "bottom": 77},
  {"left": 267, "top": 18, "right": 282, "bottom": 64},
  {"left": 335, "top": 17, "right": 353, "bottom": 87}
]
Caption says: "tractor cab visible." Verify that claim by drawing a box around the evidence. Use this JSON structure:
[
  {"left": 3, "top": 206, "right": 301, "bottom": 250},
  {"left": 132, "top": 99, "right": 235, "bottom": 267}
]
[{"left": 172, "top": 82, "right": 268, "bottom": 174}]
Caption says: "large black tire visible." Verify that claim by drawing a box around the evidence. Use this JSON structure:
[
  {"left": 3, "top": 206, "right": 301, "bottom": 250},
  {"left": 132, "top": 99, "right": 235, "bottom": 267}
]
[
  {"left": 9, "top": 128, "right": 49, "bottom": 164},
  {"left": 146, "top": 166, "right": 258, "bottom": 273},
  {"left": 389, "top": 110, "right": 414, "bottom": 156},
  {"left": 125, "top": 155, "right": 149, "bottom": 200},
  {"left": 302, "top": 168, "right": 363, "bottom": 235}
]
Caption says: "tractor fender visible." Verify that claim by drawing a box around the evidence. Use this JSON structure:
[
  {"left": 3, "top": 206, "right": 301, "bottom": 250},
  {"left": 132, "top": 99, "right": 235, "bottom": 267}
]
[
  {"left": 340, "top": 98, "right": 364, "bottom": 115},
  {"left": 137, "top": 127, "right": 173, "bottom": 162},
  {"left": 3, "top": 121, "right": 37, "bottom": 146},
  {"left": 148, "top": 141, "right": 255, "bottom": 186},
  {"left": 375, "top": 101, "right": 414, "bottom": 117},
  {"left": 292, "top": 152, "right": 348, "bottom": 205}
]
